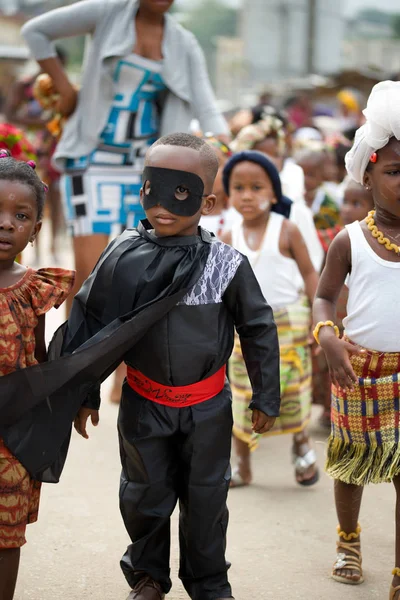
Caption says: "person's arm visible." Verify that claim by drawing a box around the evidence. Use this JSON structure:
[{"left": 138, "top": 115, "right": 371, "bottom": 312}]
[
  {"left": 21, "top": 0, "right": 102, "bottom": 116},
  {"left": 187, "top": 34, "right": 230, "bottom": 137},
  {"left": 285, "top": 220, "right": 318, "bottom": 305},
  {"left": 313, "top": 229, "right": 362, "bottom": 389},
  {"left": 289, "top": 202, "right": 324, "bottom": 272},
  {"left": 65, "top": 294, "right": 103, "bottom": 439},
  {"left": 4, "top": 80, "right": 47, "bottom": 128},
  {"left": 34, "top": 314, "right": 47, "bottom": 363},
  {"left": 223, "top": 257, "right": 281, "bottom": 431}
]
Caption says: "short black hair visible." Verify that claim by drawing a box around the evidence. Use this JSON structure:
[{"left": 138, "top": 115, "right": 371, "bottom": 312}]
[
  {"left": 148, "top": 132, "right": 219, "bottom": 188},
  {"left": 0, "top": 156, "right": 45, "bottom": 220}
]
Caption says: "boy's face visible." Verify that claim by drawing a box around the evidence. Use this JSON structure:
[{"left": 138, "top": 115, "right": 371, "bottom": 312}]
[
  {"left": 141, "top": 145, "right": 216, "bottom": 237},
  {"left": 340, "top": 186, "right": 373, "bottom": 225}
]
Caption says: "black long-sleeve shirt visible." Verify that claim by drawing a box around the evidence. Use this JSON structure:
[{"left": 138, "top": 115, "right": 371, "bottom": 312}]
[{"left": 67, "top": 222, "right": 281, "bottom": 417}]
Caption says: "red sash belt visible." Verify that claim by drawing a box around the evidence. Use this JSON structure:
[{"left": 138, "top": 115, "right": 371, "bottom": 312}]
[{"left": 126, "top": 366, "right": 226, "bottom": 407}]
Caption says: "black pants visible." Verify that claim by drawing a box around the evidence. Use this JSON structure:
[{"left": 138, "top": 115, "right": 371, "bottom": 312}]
[{"left": 118, "top": 382, "right": 233, "bottom": 600}]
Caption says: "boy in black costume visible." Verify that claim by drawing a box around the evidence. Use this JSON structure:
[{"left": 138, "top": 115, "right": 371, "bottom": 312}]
[{"left": 1, "top": 134, "right": 281, "bottom": 600}]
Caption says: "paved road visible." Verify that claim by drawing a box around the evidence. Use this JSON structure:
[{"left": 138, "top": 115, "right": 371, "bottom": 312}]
[{"left": 15, "top": 232, "right": 396, "bottom": 599}]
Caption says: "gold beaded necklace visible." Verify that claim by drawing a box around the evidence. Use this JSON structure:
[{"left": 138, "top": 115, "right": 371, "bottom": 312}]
[{"left": 365, "top": 210, "right": 400, "bottom": 255}]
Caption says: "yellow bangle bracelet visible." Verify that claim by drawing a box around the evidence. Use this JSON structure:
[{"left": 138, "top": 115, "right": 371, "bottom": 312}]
[{"left": 313, "top": 320, "right": 340, "bottom": 345}]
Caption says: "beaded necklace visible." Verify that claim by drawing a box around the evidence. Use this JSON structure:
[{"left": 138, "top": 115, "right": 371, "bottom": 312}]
[{"left": 365, "top": 210, "right": 400, "bottom": 255}]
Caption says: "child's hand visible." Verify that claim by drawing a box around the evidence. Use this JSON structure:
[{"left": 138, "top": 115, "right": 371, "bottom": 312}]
[
  {"left": 74, "top": 408, "right": 99, "bottom": 439},
  {"left": 321, "top": 337, "right": 364, "bottom": 391},
  {"left": 252, "top": 409, "right": 276, "bottom": 434}
]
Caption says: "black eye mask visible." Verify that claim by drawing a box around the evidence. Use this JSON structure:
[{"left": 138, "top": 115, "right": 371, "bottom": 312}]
[{"left": 142, "top": 166, "right": 205, "bottom": 217}]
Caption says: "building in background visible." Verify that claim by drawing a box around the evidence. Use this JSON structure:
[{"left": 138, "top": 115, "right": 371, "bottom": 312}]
[
  {"left": 240, "top": 0, "right": 344, "bottom": 84},
  {"left": 343, "top": 10, "right": 400, "bottom": 74},
  {"left": 215, "top": 0, "right": 344, "bottom": 102}
]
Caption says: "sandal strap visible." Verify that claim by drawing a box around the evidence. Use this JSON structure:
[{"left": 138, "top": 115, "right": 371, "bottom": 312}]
[
  {"left": 293, "top": 448, "right": 317, "bottom": 473},
  {"left": 333, "top": 541, "right": 363, "bottom": 575},
  {"left": 390, "top": 585, "right": 400, "bottom": 600},
  {"left": 336, "top": 541, "right": 362, "bottom": 559},
  {"left": 333, "top": 557, "right": 362, "bottom": 573}
]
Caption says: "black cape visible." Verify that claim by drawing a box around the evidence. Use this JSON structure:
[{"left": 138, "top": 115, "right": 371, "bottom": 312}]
[{"left": 0, "top": 222, "right": 212, "bottom": 483}]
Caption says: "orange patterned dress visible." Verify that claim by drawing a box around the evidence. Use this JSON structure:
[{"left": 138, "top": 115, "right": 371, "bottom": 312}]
[{"left": 0, "top": 268, "right": 74, "bottom": 548}]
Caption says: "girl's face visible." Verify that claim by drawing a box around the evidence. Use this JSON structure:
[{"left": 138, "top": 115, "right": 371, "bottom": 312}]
[
  {"left": 140, "top": 0, "right": 174, "bottom": 14},
  {"left": 229, "top": 161, "right": 276, "bottom": 222},
  {"left": 0, "top": 180, "right": 41, "bottom": 262},
  {"left": 364, "top": 137, "right": 400, "bottom": 219},
  {"left": 340, "top": 186, "right": 373, "bottom": 226}
]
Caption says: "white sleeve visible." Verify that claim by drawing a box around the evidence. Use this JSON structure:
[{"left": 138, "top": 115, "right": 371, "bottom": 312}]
[
  {"left": 21, "top": 0, "right": 102, "bottom": 60},
  {"left": 289, "top": 203, "right": 324, "bottom": 272}
]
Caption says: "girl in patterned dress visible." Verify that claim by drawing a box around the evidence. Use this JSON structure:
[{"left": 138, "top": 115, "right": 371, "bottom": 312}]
[{"left": 0, "top": 151, "right": 74, "bottom": 600}]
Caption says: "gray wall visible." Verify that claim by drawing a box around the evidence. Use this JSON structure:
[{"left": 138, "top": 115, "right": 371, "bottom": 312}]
[{"left": 241, "top": 0, "right": 344, "bottom": 85}]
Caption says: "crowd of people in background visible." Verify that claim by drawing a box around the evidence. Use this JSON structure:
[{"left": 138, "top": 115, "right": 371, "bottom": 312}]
[{"left": 3, "top": 1, "right": 400, "bottom": 600}]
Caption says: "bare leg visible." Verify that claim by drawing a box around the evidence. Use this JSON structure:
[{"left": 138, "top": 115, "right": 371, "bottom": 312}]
[
  {"left": 333, "top": 479, "right": 364, "bottom": 583},
  {"left": 230, "top": 435, "right": 252, "bottom": 487},
  {"left": 66, "top": 234, "right": 109, "bottom": 315},
  {"left": 392, "top": 476, "right": 400, "bottom": 597},
  {"left": 48, "top": 180, "right": 65, "bottom": 258},
  {"left": 110, "top": 362, "right": 126, "bottom": 404},
  {"left": 0, "top": 548, "right": 20, "bottom": 600}
]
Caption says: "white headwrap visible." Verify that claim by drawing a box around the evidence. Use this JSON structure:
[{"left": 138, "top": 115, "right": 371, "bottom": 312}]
[{"left": 345, "top": 80, "right": 400, "bottom": 183}]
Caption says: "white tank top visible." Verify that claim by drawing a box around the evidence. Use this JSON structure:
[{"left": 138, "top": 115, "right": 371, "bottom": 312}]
[
  {"left": 344, "top": 221, "right": 400, "bottom": 352},
  {"left": 231, "top": 212, "right": 300, "bottom": 310}
]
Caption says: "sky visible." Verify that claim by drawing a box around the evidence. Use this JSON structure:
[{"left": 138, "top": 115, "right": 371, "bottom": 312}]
[{"left": 178, "top": 0, "right": 400, "bottom": 16}]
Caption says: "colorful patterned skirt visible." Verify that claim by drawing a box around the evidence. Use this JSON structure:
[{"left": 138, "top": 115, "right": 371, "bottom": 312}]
[
  {"left": 231, "top": 297, "right": 312, "bottom": 450},
  {"left": 326, "top": 346, "right": 400, "bottom": 485},
  {"left": 0, "top": 438, "right": 41, "bottom": 548}
]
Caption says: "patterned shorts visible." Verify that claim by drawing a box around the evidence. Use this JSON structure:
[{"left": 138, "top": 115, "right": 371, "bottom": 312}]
[{"left": 0, "top": 438, "right": 41, "bottom": 548}]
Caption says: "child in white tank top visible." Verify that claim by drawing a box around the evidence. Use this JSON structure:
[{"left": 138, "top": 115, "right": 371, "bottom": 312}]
[
  {"left": 313, "top": 81, "right": 400, "bottom": 598},
  {"left": 221, "top": 150, "right": 319, "bottom": 488}
]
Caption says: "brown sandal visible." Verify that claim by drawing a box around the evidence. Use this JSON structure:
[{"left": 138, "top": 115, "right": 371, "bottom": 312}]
[{"left": 332, "top": 540, "right": 364, "bottom": 585}]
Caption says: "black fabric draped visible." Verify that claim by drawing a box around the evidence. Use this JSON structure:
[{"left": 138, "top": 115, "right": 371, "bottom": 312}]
[{"left": 0, "top": 221, "right": 212, "bottom": 483}]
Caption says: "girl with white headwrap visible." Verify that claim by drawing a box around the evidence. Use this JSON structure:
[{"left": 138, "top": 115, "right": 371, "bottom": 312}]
[{"left": 313, "top": 80, "right": 400, "bottom": 598}]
